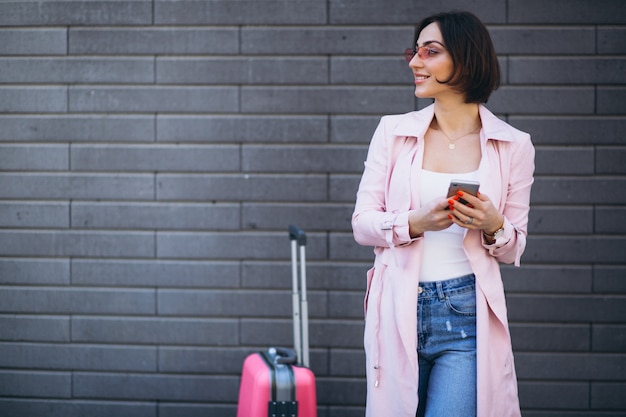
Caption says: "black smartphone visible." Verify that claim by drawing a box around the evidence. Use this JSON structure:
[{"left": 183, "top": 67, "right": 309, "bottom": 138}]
[{"left": 447, "top": 179, "right": 480, "bottom": 205}]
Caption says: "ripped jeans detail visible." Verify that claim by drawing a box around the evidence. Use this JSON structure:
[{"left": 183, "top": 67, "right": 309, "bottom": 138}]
[{"left": 417, "top": 274, "right": 477, "bottom": 417}]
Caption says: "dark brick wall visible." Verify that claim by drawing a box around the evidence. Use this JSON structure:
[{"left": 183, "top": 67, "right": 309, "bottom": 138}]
[{"left": 0, "top": 1, "right": 624, "bottom": 416}]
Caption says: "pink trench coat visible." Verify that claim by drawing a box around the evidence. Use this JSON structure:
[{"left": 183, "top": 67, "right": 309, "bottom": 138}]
[{"left": 352, "top": 104, "right": 535, "bottom": 417}]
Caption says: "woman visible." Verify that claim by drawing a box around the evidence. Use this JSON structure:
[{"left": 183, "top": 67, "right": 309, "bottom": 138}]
[{"left": 352, "top": 11, "right": 534, "bottom": 417}]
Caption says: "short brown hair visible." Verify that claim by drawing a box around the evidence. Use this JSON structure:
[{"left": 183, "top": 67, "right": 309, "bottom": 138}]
[{"left": 414, "top": 11, "right": 500, "bottom": 103}]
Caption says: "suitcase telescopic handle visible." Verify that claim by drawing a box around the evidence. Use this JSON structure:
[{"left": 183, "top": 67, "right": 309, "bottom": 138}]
[
  {"left": 289, "top": 225, "right": 306, "bottom": 246},
  {"left": 288, "top": 225, "right": 309, "bottom": 368}
]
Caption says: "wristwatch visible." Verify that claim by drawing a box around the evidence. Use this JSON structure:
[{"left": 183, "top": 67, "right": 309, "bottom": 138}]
[{"left": 485, "top": 226, "right": 504, "bottom": 240}]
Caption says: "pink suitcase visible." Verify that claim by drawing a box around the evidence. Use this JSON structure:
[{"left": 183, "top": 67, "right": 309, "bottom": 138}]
[{"left": 236, "top": 226, "right": 317, "bottom": 417}]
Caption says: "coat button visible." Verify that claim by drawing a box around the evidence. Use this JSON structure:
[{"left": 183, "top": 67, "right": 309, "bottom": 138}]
[{"left": 418, "top": 286, "right": 423, "bottom": 294}]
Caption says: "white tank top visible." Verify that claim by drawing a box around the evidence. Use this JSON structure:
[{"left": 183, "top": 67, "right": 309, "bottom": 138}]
[{"left": 418, "top": 169, "right": 478, "bottom": 282}]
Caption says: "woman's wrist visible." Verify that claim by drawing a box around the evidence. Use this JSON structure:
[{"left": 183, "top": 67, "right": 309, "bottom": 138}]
[
  {"left": 483, "top": 216, "right": 504, "bottom": 237},
  {"left": 408, "top": 211, "right": 424, "bottom": 238}
]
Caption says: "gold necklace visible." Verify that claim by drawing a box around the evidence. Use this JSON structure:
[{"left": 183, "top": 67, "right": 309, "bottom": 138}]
[{"left": 436, "top": 123, "right": 481, "bottom": 150}]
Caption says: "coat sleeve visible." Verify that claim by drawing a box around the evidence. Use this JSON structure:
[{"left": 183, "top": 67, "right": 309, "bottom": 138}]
[
  {"left": 352, "top": 116, "right": 419, "bottom": 248},
  {"left": 482, "top": 132, "right": 535, "bottom": 266}
]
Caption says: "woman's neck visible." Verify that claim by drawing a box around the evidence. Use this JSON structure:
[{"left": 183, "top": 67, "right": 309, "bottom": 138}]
[{"left": 432, "top": 101, "right": 481, "bottom": 134}]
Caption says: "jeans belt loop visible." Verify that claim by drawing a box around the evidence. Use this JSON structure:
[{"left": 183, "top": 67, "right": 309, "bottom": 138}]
[{"left": 436, "top": 281, "right": 446, "bottom": 302}]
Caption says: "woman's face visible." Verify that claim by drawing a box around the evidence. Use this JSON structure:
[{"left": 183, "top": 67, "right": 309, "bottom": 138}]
[{"left": 408, "top": 22, "right": 456, "bottom": 101}]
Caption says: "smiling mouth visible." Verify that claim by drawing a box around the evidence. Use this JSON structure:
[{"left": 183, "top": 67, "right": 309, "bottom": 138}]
[{"left": 415, "top": 75, "right": 430, "bottom": 82}]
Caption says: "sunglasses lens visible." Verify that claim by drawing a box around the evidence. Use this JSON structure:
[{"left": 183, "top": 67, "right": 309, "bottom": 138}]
[{"left": 404, "top": 48, "right": 415, "bottom": 62}]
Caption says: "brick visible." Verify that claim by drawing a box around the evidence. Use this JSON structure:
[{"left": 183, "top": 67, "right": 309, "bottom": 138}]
[
  {"left": 69, "top": 27, "right": 239, "bottom": 54},
  {"left": 242, "top": 144, "right": 366, "bottom": 172},
  {"left": 592, "top": 325, "right": 626, "bottom": 352},
  {"left": 157, "top": 115, "right": 328, "bottom": 143},
  {"left": 510, "top": 323, "right": 590, "bottom": 351},
  {"left": 154, "top": 0, "right": 326, "bottom": 24},
  {"left": 0, "top": 86, "right": 66, "bottom": 113},
  {"left": 316, "top": 377, "right": 366, "bottom": 405},
  {"left": 240, "top": 318, "right": 293, "bottom": 346},
  {"left": 509, "top": 116, "right": 626, "bottom": 145},
  {"left": 0, "top": 57, "right": 154, "bottom": 83},
  {"left": 159, "top": 347, "right": 249, "bottom": 373},
  {"left": 159, "top": 403, "right": 234, "bottom": 417},
  {"left": 0, "top": 370, "right": 71, "bottom": 398},
  {"left": 489, "top": 26, "right": 595, "bottom": 55},
  {"left": 594, "top": 266, "right": 626, "bottom": 293},
  {"left": 71, "top": 144, "right": 240, "bottom": 172},
  {"left": 69, "top": 86, "right": 238, "bottom": 113},
  {"left": 591, "top": 383, "right": 626, "bottom": 409},
  {"left": 310, "top": 320, "right": 364, "bottom": 348},
  {"left": 525, "top": 235, "right": 626, "bottom": 264},
  {"left": 0, "top": 144, "right": 68, "bottom": 171},
  {"left": 156, "top": 115, "right": 328, "bottom": 143},
  {"left": 329, "top": 0, "right": 505, "bottom": 24},
  {"left": 0, "top": 399, "right": 156, "bottom": 417},
  {"left": 325, "top": 405, "right": 365, "bottom": 417},
  {"left": 596, "top": 146, "right": 626, "bottom": 174},
  {"left": 508, "top": 294, "right": 626, "bottom": 322},
  {"left": 71, "top": 259, "right": 240, "bottom": 288},
  {"left": 241, "top": 261, "right": 298, "bottom": 289},
  {"left": 158, "top": 288, "right": 326, "bottom": 317},
  {"left": 0, "top": 201, "right": 69, "bottom": 228},
  {"left": 242, "top": 260, "right": 365, "bottom": 290},
  {"left": 0, "top": 1, "right": 152, "bottom": 25},
  {"left": 330, "top": 349, "right": 366, "bottom": 377},
  {"left": 596, "top": 207, "right": 626, "bottom": 234},
  {"left": 331, "top": 57, "right": 411, "bottom": 84},
  {"left": 535, "top": 146, "right": 594, "bottom": 175},
  {"left": 240, "top": 86, "right": 413, "bottom": 114},
  {"left": 158, "top": 289, "right": 286, "bottom": 316},
  {"left": 489, "top": 86, "right": 594, "bottom": 114},
  {"left": 242, "top": 203, "right": 354, "bottom": 231},
  {"left": 72, "top": 317, "right": 239, "bottom": 345},
  {"left": 72, "top": 202, "right": 239, "bottom": 230},
  {"left": 329, "top": 232, "right": 375, "bottom": 261},
  {"left": 330, "top": 115, "right": 381, "bottom": 143},
  {"left": 157, "top": 231, "right": 328, "bottom": 260},
  {"left": 510, "top": 57, "right": 626, "bottom": 84},
  {"left": 0, "top": 287, "right": 155, "bottom": 315},
  {"left": 157, "top": 174, "right": 327, "bottom": 202},
  {"left": 0, "top": 28, "right": 66, "bottom": 55},
  {"left": 515, "top": 352, "right": 626, "bottom": 380},
  {"left": 242, "top": 26, "right": 411, "bottom": 54},
  {"left": 0, "top": 315, "right": 69, "bottom": 342},
  {"left": 329, "top": 174, "right": 361, "bottom": 202},
  {"left": 0, "top": 230, "right": 154, "bottom": 257},
  {"left": 532, "top": 177, "right": 626, "bottom": 205},
  {"left": 598, "top": 87, "right": 626, "bottom": 115},
  {"left": 518, "top": 381, "right": 589, "bottom": 409},
  {"left": 502, "top": 265, "right": 592, "bottom": 294},
  {"left": 158, "top": 57, "right": 328, "bottom": 85},
  {"left": 598, "top": 27, "right": 626, "bottom": 54},
  {"left": 529, "top": 206, "right": 593, "bottom": 234},
  {"left": 0, "top": 230, "right": 154, "bottom": 258},
  {"left": 0, "top": 173, "right": 154, "bottom": 200},
  {"left": 328, "top": 292, "right": 362, "bottom": 319},
  {"left": 73, "top": 372, "right": 239, "bottom": 401},
  {"left": 508, "top": 0, "right": 626, "bottom": 24},
  {"left": 0, "top": 115, "right": 155, "bottom": 142},
  {"left": 0, "top": 342, "right": 156, "bottom": 371},
  {"left": 0, "top": 258, "right": 70, "bottom": 285}
]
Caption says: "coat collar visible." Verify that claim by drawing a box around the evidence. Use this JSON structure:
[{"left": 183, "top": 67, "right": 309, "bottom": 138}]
[{"left": 391, "top": 103, "right": 517, "bottom": 143}]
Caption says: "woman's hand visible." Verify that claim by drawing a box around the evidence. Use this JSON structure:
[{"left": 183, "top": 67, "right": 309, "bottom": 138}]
[
  {"left": 408, "top": 198, "right": 454, "bottom": 237},
  {"left": 447, "top": 191, "right": 504, "bottom": 235}
]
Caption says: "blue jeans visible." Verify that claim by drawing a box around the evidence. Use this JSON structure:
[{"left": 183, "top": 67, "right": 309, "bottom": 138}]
[{"left": 416, "top": 274, "right": 477, "bottom": 417}]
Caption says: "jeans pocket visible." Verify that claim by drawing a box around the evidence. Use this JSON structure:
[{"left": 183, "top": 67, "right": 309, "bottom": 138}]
[{"left": 445, "top": 289, "right": 476, "bottom": 316}]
